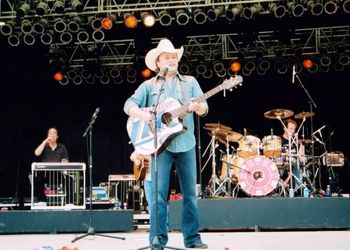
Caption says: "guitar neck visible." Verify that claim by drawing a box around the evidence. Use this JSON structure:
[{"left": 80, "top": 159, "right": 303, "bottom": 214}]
[{"left": 171, "top": 84, "right": 226, "bottom": 118}]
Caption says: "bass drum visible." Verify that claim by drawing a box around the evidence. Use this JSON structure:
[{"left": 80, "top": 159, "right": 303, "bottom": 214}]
[{"left": 238, "top": 155, "right": 279, "bottom": 196}]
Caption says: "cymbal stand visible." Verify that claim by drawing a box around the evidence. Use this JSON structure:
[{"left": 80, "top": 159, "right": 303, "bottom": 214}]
[
  {"left": 203, "top": 135, "right": 221, "bottom": 197},
  {"left": 212, "top": 138, "right": 233, "bottom": 197}
]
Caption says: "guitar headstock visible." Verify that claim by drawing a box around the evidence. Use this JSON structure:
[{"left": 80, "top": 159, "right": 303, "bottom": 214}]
[{"left": 221, "top": 75, "right": 243, "bottom": 90}]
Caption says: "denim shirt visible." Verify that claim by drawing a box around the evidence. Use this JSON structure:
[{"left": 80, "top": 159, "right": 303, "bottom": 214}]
[{"left": 124, "top": 72, "right": 208, "bottom": 153}]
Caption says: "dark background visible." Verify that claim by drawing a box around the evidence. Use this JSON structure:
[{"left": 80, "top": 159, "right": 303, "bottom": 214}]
[{"left": 0, "top": 14, "right": 349, "bottom": 201}]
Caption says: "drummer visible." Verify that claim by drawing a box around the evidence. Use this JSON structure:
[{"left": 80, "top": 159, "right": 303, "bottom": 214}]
[{"left": 279, "top": 118, "right": 304, "bottom": 190}]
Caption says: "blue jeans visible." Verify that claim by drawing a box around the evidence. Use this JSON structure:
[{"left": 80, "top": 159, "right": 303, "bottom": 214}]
[{"left": 149, "top": 147, "right": 201, "bottom": 247}]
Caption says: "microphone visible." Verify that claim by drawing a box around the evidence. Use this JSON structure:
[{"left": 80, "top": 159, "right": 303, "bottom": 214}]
[
  {"left": 158, "top": 65, "right": 169, "bottom": 78},
  {"left": 312, "top": 125, "right": 326, "bottom": 135},
  {"left": 292, "top": 65, "right": 296, "bottom": 83},
  {"left": 244, "top": 128, "right": 247, "bottom": 136},
  {"left": 270, "top": 128, "right": 274, "bottom": 136},
  {"left": 92, "top": 107, "right": 100, "bottom": 119}
]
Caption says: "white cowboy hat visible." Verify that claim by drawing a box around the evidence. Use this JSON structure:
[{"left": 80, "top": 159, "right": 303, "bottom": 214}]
[{"left": 145, "top": 39, "right": 184, "bottom": 72}]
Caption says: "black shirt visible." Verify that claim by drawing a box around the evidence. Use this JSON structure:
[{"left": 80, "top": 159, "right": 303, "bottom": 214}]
[{"left": 41, "top": 143, "right": 69, "bottom": 162}]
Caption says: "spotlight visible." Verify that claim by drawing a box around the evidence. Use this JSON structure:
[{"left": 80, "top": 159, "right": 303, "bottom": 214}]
[
  {"left": 213, "top": 61, "right": 225, "bottom": 74},
  {"left": 179, "top": 63, "right": 190, "bottom": 75},
  {"left": 36, "top": 2, "right": 49, "bottom": 16},
  {"left": 59, "top": 75, "right": 69, "bottom": 85},
  {"left": 334, "top": 62, "right": 344, "bottom": 71},
  {"left": 324, "top": 0, "right": 338, "bottom": 15},
  {"left": 90, "top": 17, "right": 102, "bottom": 30},
  {"left": 195, "top": 63, "right": 207, "bottom": 75},
  {"left": 338, "top": 54, "right": 350, "bottom": 66},
  {"left": 81, "top": 69, "right": 92, "bottom": 79},
  {"left": 288, "top": 2, "right": 305, "bottom": 17},
  {"left": 68, "top": 16, "right": 81, "bottom": 33},
  {"left": 230, "top": 61, "right": 241, "bottom": 72},
  {"left": 0, "top": 21, "right": 15, "bottom": 36},
  {"left": 243, "top": 4, "right": 262, "bottom": 19},
  {"left": 33, "top": 19, "right": 48, "bottom": 34},
  {"left": 343, "top": 0, "right": 350, "bottom": 13},
  {"left": 225, "top": 7, "right": 235, "bottom": 21},
  {"left": 294, "top": 62, "right": 303, "bottom": 73},
  {"left": 54, "top": 71, "right": 64, "bottom": 81},
  {"left": 207, "top": 6, "right": 223, "bottom": 22},
  {"left": 71, "top": 0, "right": 84, "bottom": 12},
  {"left": 112, "top": 76, "right": 123, "bottom": 84},
  {"left": 319, "top": 54, "right": 332, "bottom": 66},
  {"left": 159, "top": 10, "right": 172, "bottom": 26},
  {"left": 77, "top": 31, "right": 89, "bottom": 42},
  {"left": 100, "top": 74, "right": 110, "bottom": 84},
  {"left": 54, "top": 18, "right": 67, "bottom": 33},
  {"left": 302, "top": 58, "right": 314, "bottom": 69},
  {"left": 60, "top": 32, "right": 73, "bottom": 44},
  {"left": 243, "top": 60, "right": 256, "bottom": 72},
  {"left": 319, "top": 65, "right": 330, "bottom": 73},
  {"left": 193, "top": 8, "right": 207, "bottom": 24},
  {"left": 8, "top": 34, "right": 20, "bottom": 47},
  {"left": 110, "top": 67, "right": 121, "bottom": 78},
  {"left": 73, "top": 75, "right": 83, "bottom": 85},
  {"left": 21, "top": 20, "right": 33, "bottom": 34},
  {"left": 176, "top": 10, "right": 190, "bottom": 25},
  {"left": 142, "top": 12, "right": 156, "bottom": 27},
  {"left": 258, "top": 60, "right": 271, "bottom": 71},
  {"left": 86, "top": 76, "right": 96, "bottom": 85},
  {"left": 102, "top": 15, "right": 116, "bottom": 30},
  {"left": 67, "top": 69, "right": 77, "bottom": 79},
  {"left": 308, "top": 62, "right": 319, "bottom": 73},
  {"left": 40, "top": 31, "right": 53, "bottom": 45},
  {"left": 242, "top": 67, "right": 252, "bottom": 76},
  {"left": 269, "top": 3, "right": 287, "bottom": 18},
  {"left": 23, "top": 33, "right": 35, "bottom": 45},
  {"left": 124, "top": 13, "right": 138, "bottom": 28},
  {"left": 256, "top": 67, "right": 267, "bottom": 76},
  {"left": 141, "top": 68, "right": 152, "bottom": 78},
  {"left": 307, "top": 0, "right": 324, "bottom": 16},
  {"left": 17, "top": 3, "right": 30, "bottom": 18},
  {"left": 232, "top": 5, "right": 243, "bottom": 18},
  {"left": 92, "top": 29, "right": 104, "bottom": 41},
  {"left": 203, "top": 69, "right": 213, "bottom": 79},
  {"left": 274, "top": 60, "right": 288, "bottom": 74},
  {"left": 126, "top": 66, "right": 137, "bottom": 78},
  {"left": 53, "top": 0, "right": 65, "bottom": 14}
]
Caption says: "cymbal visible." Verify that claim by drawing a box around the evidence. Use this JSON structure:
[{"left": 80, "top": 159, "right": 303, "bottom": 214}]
[
  {"left": 203, "top": 123, "right": 231, "bottom": 131},
  {"left": 294, "top": 111, "right": 315, "bottom": 119},
  {"left": 299, "top": 139, "right": 313, "bottom": 145},
  {"left": 264, "top": 109, "right": 294, "bottom": 119},
  {"left": 213, "top": 130, "right": 243, "bottom": 144}
]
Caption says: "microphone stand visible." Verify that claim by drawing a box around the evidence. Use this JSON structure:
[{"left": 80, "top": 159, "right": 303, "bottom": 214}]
[
  {"left": 72, "top": 109, "right": 125, "bottom": 243},
  {"left": 138, "top": 74, "right": 184, "bottom": 250},
  {"left": 294, "top": 73, "right": 318, "bottom": 194}
]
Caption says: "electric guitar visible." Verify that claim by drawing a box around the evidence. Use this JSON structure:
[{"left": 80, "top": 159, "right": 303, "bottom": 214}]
[
  {"left": 126, "top": 75, "right": 243, "bottom": 155},
  {"left": 133, "top": 155, "right": 150, "bottom": 181}
]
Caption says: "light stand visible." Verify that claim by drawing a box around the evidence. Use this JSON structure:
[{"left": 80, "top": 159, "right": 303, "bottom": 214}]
[
  {"left": 72, "top": 108, "right": 125, "bottom": 243},
  {"left": 137, "top": 73, "right": 184, "bottom": 250}
]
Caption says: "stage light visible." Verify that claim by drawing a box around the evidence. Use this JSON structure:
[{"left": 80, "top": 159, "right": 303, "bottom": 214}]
[
  {"left": 100, "top": 74, "right": 110, "bottom": 84},
  {"left": 77, "top": 31, "right": 89, "bottom": 42},
  {"left": 71, "top": 0, "right": 84, "bottom": 13},
  {"left": 302, "top": 58, "right": 314, "bottom": 69},
  {"left": 36, "top": 2, "right": 49, "bottom": 16},
  {"left": 0, "top": 21, "right": 15, "bottom": 36},
  {"left": 68, "top": 16, "right": 81, "bottom": 33},
  {"left": 124, "top": 13, "right": 138, "bottom": 28},
  {"left": 243, "top": 4, "right": 262, "bottom": 19},
  {"left": 232, "top": 5, "right": 243, "bottom": 18},
  {"left": 73, "top": 75, "right": 83, "bottom": 85},
  {"left": 256, "top": 67, "right": 267, "bottom": 76},
  {"left": 92, "top": 29, "right": 104, "bottom": 41},
  {"left": 81, "top": 69, "right": 92, "bottom": 79},
  {"left": 288, "top": 2, "right": 305, "bottom": 17},
  {"left": 225, "top": 7, "right": 235, "bottom": 21},
  {"left": 40, "top": 31, "right": 53, "bottom": 45},
  {"left": 274, "top": 60, "right": 288, "bottom": 74},
  {"left": 307, "top": 0, "right": 324, "bottom": 16},
  {"left": 17, "top": 3, "right": 30, "bottom": 18},
  {"left": 213, "top": 61, "right": 225, "bottom": 74},
  {"left": 126, "top": 66, "right": 137, "bottom": 78},
  {"left": 334, "top": 62, "right": 344, "bottom": 71},
  {"left": 21, "top": 19, "right": 33, "bottom": 34},
  {"left": 179, "top": 63, "right": 190, "bottom": 75},
  {"left": 338, "top": 54, "right": 350, "bottom": 66},
  {"left": 112, "top": 76, "right": 123, "bottom": 84},
  {"left": 269, "top": 3, "right": 287, "bottom": 18},
  {"left": 59, "top": 75, "right": 69, "bottom": 85},
  {"left": 33, "top": 19, "right": 48, "bottom": 34},
  {"left": 203, "top": 69, "right": 213, "bottom": 79},
  {"left": 319, "top": 65, "right": 330, "bottom": 73},
  {"left": 230, "top": 61, "right": 241, "bottom": 72},
  {"left": 319, "top": 54, "right": 332, "bottom": 66},
  {"left": 54, "top": 18, "right": 67, "bottom": 33},
  {"left": 23, "top": 33, "right": 35, "bottom": 45},
  {"left": 141, "top": 68, "right": 152, "bottom": 78},
  {"left": 243, "top": 60, "right": 256, "bottom": 72},
  {"left": 258, "top": 60, "right": 271, "bottom": 71},
  {"left": 176, "top": 10, "right": 190, "bottom": 25},
  {"left": 195, "top": 63, "right": 207, "bottom": 75},
  {"left": 53, "top": 0, "right": 65, "bottom": 14},
  {"left": 90, "top": 17, "right": 102, "bottom": 30},
  {"left": 101, "top": 15, "right": 116, "bottom": 30},
  {"left": 194, "top": 8, "right": 207, "bottom": 24},
  {"left": 207, "top": 6, "right": 223, "bottom": 22},
  {"left": 159, "top": 10, "right": 172, "bottom": 26},
  {"left": 343, "top": 0, "right": 350, "bottom": 13},
  {"left": 324, "top": 1, "right": 338, "bottom": 15},
  {"left": 308, "top": 62, "right": 319, "bottom": 73},
  {"left": 110, "top": 67, "right": 121, "bottom": 78},
  {"left": 54, "top": 71, "right": 64, "bottom": 81},
  {"left": 60, "top": 32, "right": 73, "bottom": 44},
  {"left": 142, "top": 12, "right": 156, "bottom": 27},
  {"left": 86, "top": 76, "right": 96, "bottom": 85}
]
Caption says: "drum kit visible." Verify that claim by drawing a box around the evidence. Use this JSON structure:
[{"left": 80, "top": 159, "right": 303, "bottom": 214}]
[{"left": 202, "top": 108, "right": 322, "bottom": 198}]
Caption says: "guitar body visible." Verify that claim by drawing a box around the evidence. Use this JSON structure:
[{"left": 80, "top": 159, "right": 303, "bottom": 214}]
[
  {"left": 127, "top": 97, "right": 187, "bottom": 155},
  {"left": 133, "top": 155, "right": 151, "bottom": 181}
]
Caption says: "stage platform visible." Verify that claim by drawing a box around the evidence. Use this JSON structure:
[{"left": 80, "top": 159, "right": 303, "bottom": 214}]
[{"left": 169, "top": 197, "right": 350, "bottom": 231}]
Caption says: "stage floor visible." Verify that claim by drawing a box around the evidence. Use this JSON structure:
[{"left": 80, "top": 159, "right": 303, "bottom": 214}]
[{"left": 0, "top": 230, "right": 349, "bottom": 250}]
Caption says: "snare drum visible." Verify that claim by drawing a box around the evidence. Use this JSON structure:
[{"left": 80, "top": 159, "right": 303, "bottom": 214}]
[
  {"left": 262, "top": 135, "right": 282, "bottom": 158},
  {"left": 237, "top": 135, "right": 261, "bottom": 158}
]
